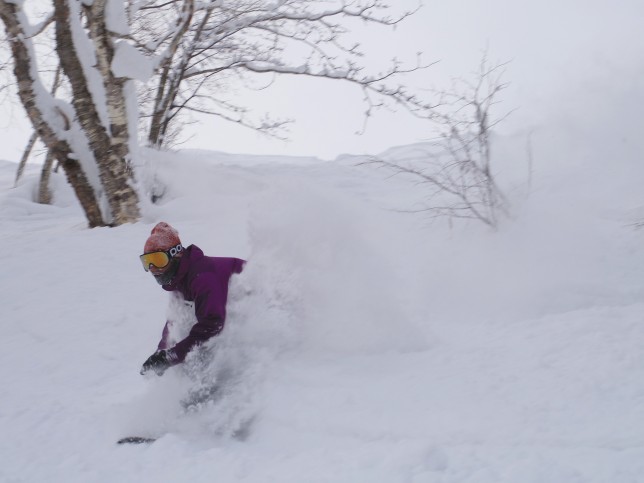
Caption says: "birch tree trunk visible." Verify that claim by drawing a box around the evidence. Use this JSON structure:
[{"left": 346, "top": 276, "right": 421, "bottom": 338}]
[
  {"left": 17, "top": 65, "right": 63, "bottom": 195},
  {"left": 38, "top": 150, "right": 56, "bottom": 205},
  {"left": 15, "top": 131, "right": 38, "bottom": 186},
  {"left": 147, "top": 0, "right": 195, "bottom": 148},
  {"left": 0, "top": 0, "right": 105, "bottom": 227},
  {"left": 1, "top": 0, "right": 141, "bottom": 227},
  {"left": 53, "top": 0, "right": 140, "bottom": 226}
]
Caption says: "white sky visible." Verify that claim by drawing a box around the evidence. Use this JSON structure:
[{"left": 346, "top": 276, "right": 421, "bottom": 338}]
[{"left": 1, "top": 0, "right": 643, "bottom": 161}]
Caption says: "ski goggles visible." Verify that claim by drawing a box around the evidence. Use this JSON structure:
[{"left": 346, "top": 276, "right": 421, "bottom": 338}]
[{"left": 140, "top": 244, "right": 183, "bottom": 272}]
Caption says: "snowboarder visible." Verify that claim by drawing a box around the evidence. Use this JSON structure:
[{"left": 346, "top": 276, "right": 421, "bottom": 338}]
[{"left": 138, "top": 222, "right": 245, "bottom": 376}]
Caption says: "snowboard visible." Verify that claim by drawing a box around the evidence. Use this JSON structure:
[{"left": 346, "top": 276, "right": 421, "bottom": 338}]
[{"left": 117, "top": 436, "right": 157, "bottom": 445}]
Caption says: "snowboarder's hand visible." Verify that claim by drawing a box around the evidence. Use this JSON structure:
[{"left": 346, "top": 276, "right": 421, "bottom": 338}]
[{"left": 140, "top": 350, "right": 174, "bottom": 376}]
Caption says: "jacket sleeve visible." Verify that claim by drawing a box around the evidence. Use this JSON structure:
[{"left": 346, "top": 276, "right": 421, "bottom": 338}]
[
  {"left": 168, "top": 272, "right": 226, "bottom": 363},
  {"left": 232, "top": 258, "right": 245, "bottom": 274},
  {"left": 156, "top": 320, "right": 172, "bottom": 350}
]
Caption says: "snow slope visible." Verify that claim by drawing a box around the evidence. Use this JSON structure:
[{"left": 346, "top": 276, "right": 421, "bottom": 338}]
[{"left": 2, "top": 133, "right": 644, "bottom": 483}]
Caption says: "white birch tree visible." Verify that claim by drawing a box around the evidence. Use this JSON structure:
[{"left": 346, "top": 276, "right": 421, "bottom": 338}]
[
  {"left": 0, "top": 0, "right": 140, "bottom": 227},
  {"left": 2, "top": 0, "right": 440, "bottom": 225}
]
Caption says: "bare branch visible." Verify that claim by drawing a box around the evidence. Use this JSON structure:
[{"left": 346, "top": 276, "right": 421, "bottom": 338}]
[
  {"left": 362, "top": 56, "right": 513, "bottom": 229},
  {"left": 131, "top": 0, "right": 435, "bottom": 148}
]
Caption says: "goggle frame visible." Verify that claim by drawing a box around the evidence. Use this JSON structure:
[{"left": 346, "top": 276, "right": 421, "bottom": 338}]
[{"left": 140, "top": 244, "right": 183, "bottom": 272}]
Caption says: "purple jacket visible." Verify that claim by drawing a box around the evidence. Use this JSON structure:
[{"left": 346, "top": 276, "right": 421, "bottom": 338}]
[{"left": 157, "top": 244, "right": 245, "bottom": 363}]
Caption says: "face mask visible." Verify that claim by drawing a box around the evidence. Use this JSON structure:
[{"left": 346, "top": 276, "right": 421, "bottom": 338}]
[{"left": 153, "top": 256, "right": 181, "bottom": 285}]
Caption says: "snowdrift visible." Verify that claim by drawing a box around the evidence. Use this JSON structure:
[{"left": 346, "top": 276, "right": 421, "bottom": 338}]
[{"left": 2, "top": 131, "right": 644, "bottom": 482}]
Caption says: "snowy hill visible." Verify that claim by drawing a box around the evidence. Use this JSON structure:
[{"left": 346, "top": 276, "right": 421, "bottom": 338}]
[{"left": 2, "top": 136, "right": 644, "bottom": 483}]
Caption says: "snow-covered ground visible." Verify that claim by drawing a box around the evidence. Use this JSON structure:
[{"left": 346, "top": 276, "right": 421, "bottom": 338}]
[{"left": 2, "top": 130, "right": 644, "bottom": 483}]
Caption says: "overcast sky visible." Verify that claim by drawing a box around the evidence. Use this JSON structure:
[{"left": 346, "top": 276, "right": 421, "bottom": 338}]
[{"left": 1, "top": 0, "right": 643, "bottom": 162}]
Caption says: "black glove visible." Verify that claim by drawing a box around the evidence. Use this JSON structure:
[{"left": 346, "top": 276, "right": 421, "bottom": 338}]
[{"left": 140, "top": 349, "right": 174, "bottom": 376}]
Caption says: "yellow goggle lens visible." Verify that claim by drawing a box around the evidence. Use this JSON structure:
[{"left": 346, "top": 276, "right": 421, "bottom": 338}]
[{"left": 140, "top": 251, "right": 170, "bottom": 272}]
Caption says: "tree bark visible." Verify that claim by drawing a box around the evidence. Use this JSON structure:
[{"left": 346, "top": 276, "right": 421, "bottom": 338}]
[
  {"left": 147, "top": 0, "right": 195, "bottom": 148},
  {"left": 87, "top": 0, "right": 131, "bottom": 165},
  {"left": 15, "top": 131, "right": 38, "bottom": 186},
  {"left": 53, "top": 0, "right": 140, "bottom": 225},
  {"left": 0, "top": 0, "right": 105, "bottom": 227},
  {"left": 38, "top": 149, "right": 55, "bottom": 205}
]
